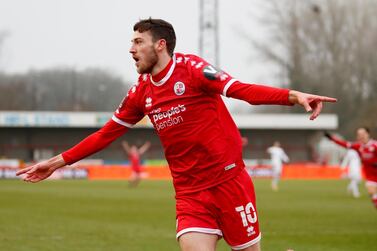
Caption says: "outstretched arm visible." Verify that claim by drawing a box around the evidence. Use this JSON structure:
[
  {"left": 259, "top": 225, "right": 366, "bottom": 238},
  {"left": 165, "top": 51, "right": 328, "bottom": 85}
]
[
  {"left": 138, "top": 141, "right": 151, "bottom": 155},
  {"left": 188, "top": 54, "right": 336, "bottom": 120},
  {"left": 324, "top": 132, "right": 353, "bottom": 149},
  {"left": 17, "top": 120, "right": 128, "bottom": 182},
  {"left": 223, "top": 82, "right": 336, "bottom": 120},
  {"left": 122, "top": 141, "right": 132, "bottom": 154},
  {"left": 62, "top": 120, "right": 128, "bottom": 164}
]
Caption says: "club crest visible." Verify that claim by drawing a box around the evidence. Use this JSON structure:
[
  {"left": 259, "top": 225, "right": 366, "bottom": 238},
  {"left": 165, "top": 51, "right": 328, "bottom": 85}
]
[{"left": 174, "top": 82, "right": 185, "bottom": 96}]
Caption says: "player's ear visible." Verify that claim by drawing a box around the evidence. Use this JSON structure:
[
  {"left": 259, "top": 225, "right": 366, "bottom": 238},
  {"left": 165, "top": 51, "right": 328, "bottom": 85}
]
[{"left": 156, "top": 39, "right": 167, "bottom": 52}]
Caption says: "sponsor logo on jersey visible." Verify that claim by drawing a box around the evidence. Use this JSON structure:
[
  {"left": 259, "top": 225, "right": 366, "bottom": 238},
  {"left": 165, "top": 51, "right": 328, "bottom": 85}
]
[
  {"left": 203, "top": 65, "right": 229, "bottom": 81},
  {"left": 151, "top": 104, "right": 187, "bottom": 131},
  {"left": 152, "top": 104, "right": 186, "bottom": 123},
  {"left": 145, "top": 97, "right": 152, "bottom": 108},
  {"left": 362, "top": 152, "right": 374, "bottom": 159},
  {"left": 174, "top": 82, "right": 185, "bottom": 96}
]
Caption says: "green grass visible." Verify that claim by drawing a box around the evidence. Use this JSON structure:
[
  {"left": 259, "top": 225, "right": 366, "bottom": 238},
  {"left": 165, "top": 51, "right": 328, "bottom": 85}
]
[{"left": 0, "top": 179, "right": 376, "bottom": 251}]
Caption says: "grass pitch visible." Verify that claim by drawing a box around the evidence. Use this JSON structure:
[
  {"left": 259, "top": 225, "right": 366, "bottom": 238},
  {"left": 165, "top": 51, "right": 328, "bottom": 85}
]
[{"left": 0, "top": 179, "right": 376, "bottom": 251}]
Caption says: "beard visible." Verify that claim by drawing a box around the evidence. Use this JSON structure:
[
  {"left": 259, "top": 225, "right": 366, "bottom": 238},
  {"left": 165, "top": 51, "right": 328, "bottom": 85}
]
[{"left": 137, "top": 47, "right": 158, "bottom": 74}]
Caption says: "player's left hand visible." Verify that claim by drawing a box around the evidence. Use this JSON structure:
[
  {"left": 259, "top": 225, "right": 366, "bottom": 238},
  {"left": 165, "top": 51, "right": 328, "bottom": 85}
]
[{"left": 289, "top": 90, "right": 337, "bottom": 120}]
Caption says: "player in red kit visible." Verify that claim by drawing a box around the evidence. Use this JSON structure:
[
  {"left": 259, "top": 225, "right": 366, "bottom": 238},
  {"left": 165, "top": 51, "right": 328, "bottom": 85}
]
[
  {"left": 122, "top": 140, "right": 150, "bottom": 187},
  {"left": 17, "top": 18, "right": 337, "bottom": 251},
  {"left": 325, "top": 127, "right": 377, "bottom": 209}
]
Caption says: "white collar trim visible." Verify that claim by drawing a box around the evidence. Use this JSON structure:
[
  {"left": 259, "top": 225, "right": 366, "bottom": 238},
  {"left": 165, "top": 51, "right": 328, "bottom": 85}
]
[{"left": 150, "top": 55, "right": 176, "bottom": 86}]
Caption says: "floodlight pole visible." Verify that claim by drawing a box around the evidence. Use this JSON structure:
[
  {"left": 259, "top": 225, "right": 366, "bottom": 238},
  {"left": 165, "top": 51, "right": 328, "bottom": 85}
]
[{"left": 199, "top": 0, "right": 219, "bottom": 67}]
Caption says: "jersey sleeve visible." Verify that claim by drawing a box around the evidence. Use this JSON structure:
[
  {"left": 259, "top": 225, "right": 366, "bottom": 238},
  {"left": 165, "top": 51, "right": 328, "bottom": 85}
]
[
  {"left": 329, "top": 135, "right": 360, "bottom": 150},
  {"left": 62, "top": 119, "right": 128, "bottom": 165},
  {"left": 112, "top": 82, "right": 145, "bottom": 128},
  {"left": 188, "top": 55, "right": 292, "bottom": 106},
  {"left": 187, "top": 54, "right": 236, "bottom": 95}
]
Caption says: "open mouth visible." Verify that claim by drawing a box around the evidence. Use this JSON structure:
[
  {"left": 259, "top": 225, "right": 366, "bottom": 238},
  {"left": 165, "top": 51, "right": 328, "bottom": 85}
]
[
  {"left": 133, "top": 56, "right": 140, "bottom": 63},
  {"left": 133, "top": 56, "right": 140, "bottom": 67}
]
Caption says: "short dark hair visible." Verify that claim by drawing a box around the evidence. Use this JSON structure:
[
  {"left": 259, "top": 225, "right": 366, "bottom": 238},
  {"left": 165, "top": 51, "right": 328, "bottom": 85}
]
[
  {"left": 133, "top": 18, "right": 176, "bottom": 56},
  {"left": 358, "top": 126, "right": 370, "bottom": 134}
]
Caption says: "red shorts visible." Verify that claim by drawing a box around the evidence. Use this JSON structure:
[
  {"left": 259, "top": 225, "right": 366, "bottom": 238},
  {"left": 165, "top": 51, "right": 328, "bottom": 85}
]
[
  {"left": 131, "top": 164, "right": 142, "bottom": 173},
  {"left": 175, "top": 168, "right": 261, "bottom": 250},
  {"left": 364, "top": 165, "right": 377, "bottom": 183}
]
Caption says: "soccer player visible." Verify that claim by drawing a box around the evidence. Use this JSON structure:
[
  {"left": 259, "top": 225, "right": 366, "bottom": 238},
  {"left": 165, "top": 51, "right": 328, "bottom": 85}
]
[
  {"left": 267, "top": 141, "right": 289, "bottom": 191},
  {"left": 326, "top": 127, "right": 377, "bottom": 209},
  {"left": 121, "top": 140, "right": 151, "bottom": 187},
  {"left": 340, "top": 149, "right": 362, "bottom": 198},
  {"left": 17, "top": 18, "right": 337, "bottom": 251}
]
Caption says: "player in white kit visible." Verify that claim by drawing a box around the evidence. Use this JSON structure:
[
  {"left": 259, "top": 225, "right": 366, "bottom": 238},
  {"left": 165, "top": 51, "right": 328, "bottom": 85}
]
[
  {"left": 267, "top": 141, "right": 289, "bottom": 191},
  {"left": 340, "top": 149, "right": 362, "bottom": 198}
]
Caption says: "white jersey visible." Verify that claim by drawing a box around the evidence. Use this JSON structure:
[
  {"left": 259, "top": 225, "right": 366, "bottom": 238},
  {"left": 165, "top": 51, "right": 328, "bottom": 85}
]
[
  {"left": 267, "top": 146, "right": 289, "bottom": 173},
  {"left": 341, "top": 149, "right": 362, "bottom": 180},
  {"left": 267, "top": 146, "right": 289, "bottom": 177}
]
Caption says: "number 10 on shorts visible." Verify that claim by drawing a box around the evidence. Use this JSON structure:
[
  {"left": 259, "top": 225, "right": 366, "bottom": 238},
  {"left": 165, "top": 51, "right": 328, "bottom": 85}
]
[{"left": 235, "top": 202, "right": 257, "bottom": 227}]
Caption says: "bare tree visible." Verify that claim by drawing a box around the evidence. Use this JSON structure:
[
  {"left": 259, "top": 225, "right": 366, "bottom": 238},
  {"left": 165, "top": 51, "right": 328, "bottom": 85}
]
[
  {"left": 245, "top": 0, "right": 377, "bottom": 136},
  {"left": 0, "top": 73, "right": 28, "bottom": 109},
  {"left": 0, "top": 68, "right": 131, "bottom": 111}
]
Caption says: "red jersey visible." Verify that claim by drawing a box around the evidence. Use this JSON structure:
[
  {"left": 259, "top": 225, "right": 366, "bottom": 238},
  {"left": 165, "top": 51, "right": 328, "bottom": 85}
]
[
  {"left": 129, "top": 152, "right": 141, "bottom": 173},
  {"left": 331, "top": 136, "right": 377, "bottom": 182},
  {"left": 112, "top": 53, "right": 291, "bottom": 195},
  {"left": 63, "top": 53, "right": 292, "bottom": 196}
]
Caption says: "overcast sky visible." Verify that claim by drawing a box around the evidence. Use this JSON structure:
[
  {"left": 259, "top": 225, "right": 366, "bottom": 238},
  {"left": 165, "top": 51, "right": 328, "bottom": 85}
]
[{"left": 0, "top": 0, "right": 284, "bottom": 113}]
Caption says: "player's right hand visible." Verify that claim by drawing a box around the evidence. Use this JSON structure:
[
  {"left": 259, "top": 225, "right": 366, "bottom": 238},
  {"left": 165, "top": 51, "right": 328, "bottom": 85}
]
[
  {"left": 16, "top": 162, "right": 55, "bottom": 182},
  {"left": 16, "top": 154, "right": 65, "bottom": 183}
]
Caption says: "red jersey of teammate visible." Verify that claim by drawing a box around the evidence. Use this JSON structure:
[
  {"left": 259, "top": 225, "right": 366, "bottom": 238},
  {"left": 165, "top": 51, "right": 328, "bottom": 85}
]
[
  {"left": 62, "top": 53, "right": 292, "bottom": 196},
  {"left": 129, "top": 152, "right": 141, "bottom": 173},
  {"left": 331, "top": 136, "right": 377, "bottom": 183}
]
